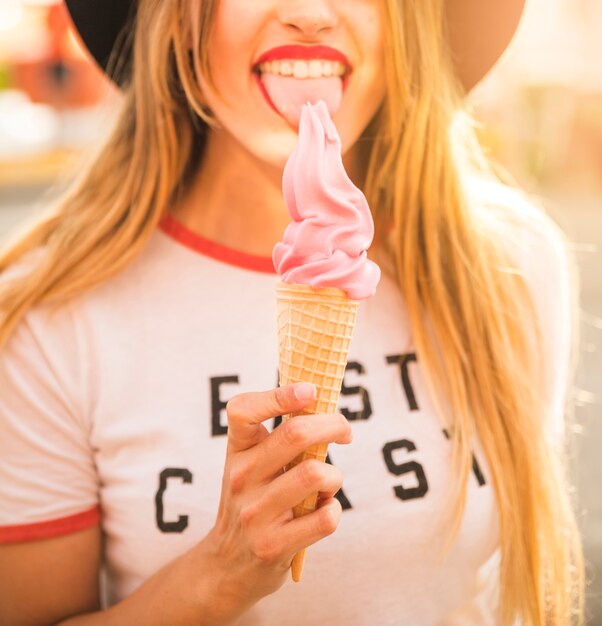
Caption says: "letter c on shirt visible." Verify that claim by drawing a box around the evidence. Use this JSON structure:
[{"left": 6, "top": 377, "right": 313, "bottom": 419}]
[{"left": 155, "top": 468, "right": 194, "bottom": 533}]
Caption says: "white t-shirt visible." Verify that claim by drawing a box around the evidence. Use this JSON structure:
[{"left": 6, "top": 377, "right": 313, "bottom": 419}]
[{"left": 0, "top": 205, "right": 573, "bottom": 625}]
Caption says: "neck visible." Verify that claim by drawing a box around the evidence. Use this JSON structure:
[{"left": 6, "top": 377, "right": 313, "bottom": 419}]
[
  {"left": 171, "top": 127, "right": 363, "bottom": 257},
  {"left": 171, "top": 128, "right": 286, "bottom": 257}
]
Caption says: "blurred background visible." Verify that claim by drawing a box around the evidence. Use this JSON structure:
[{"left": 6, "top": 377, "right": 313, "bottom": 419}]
[{"left": 0, "top": 0, "right": 600, "bottom": 621}]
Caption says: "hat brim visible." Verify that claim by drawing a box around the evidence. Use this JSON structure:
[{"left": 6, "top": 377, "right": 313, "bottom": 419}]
[
  {"left": 65, "top": 0, "right": 136, "bottom": 86},
  {"left": 447, "top": 0, "right": 527, "bottom": 91},
  {"left": 65, "top": 0, "right": 526, "bottom": 92}
]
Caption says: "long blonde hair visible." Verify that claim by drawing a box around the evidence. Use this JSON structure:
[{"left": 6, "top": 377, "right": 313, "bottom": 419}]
[{"left": 0, "top": 0, "right": 584, "bottom": 623}]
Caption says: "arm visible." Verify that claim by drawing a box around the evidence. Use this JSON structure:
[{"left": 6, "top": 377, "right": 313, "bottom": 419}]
[
  {"left": 1, "top": 383, "right": 352, "bottom": 626},
  {"left": 0, "top": 526, "right": 225, "bottom": 626},
  {"left": 0, "top": 528, "right": 100, "bottom": 626}
]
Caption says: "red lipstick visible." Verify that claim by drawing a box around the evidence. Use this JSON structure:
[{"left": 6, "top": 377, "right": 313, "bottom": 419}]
[{"left": 254, "top": 45, "right": 352, "bottom": 72}]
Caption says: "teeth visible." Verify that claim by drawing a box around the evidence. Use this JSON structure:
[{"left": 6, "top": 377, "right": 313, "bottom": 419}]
[
  {"left": 308, "top": 60, "right": 322, "bottom": 78},
  {"left": 293, "top": 60, "right": 309, "bottom": 79},
  {"left": 258, "top": 59, "right": 347, "bottom": 79},
  {"left": 279, "top": 60, "right": 293, "bottom": 76}
]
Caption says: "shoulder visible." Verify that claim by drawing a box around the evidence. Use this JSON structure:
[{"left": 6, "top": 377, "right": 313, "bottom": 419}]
[
  {"left": 1, "top": 285, "right": 94, "bottom": 432},
  {"left": 1, "top": 227, "right": 173, "bottom": 334},
  {"left": 0, "top": 245, "right": 102, "bottom": 428},
  {"left": 467, "top": 178, "right": 578, "bottom": 442},
  {"left": 467, "top": 176, "right": 575, "bottom": 292}
]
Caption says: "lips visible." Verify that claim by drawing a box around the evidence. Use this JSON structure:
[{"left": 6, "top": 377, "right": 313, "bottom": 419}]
[
  {"left": 252, "top": 45, "right": 353, "bottom": 128},
  {"left": 254, "top": 45, "right": 352, "bottom": 69}
]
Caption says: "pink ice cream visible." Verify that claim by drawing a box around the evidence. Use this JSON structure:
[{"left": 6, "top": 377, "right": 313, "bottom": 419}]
[{"left": 272, "top": 101, "right": 380, "bottom": 300}]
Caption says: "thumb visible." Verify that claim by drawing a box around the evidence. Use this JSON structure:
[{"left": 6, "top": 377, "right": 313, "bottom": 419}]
[{"left": 226, "top": 383, "right": 317, "bottom": 452}]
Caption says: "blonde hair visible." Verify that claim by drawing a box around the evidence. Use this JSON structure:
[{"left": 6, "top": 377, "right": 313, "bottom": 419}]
[{"left": 0, "top": 0, "right": 584, "bottom": 623}]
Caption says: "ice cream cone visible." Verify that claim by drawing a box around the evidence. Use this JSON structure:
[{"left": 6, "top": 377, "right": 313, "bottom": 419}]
[{"left": 276, "top": 282, "right": 359, "bottom": 581}]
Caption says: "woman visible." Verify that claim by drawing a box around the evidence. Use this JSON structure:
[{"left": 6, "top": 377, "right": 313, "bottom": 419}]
[{"left": 0, "top": 0, "right": 585, "bottom": 624}]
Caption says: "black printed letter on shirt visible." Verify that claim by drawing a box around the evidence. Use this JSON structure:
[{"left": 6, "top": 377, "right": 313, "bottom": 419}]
[
  {"left": 340, "top": 361, "right": 372, "bottom": 421},
  {"left": 386, "top": 353, "right": 419, "bottom": 411},
  {"left": 211, "top": 375, "right": 239, "bottom": 436},
  {"left": 382, "top": 439, "right": 429, "bottom": 501},
  {"left": 155, "top": 468, "right": 193, "bottom": 533}
]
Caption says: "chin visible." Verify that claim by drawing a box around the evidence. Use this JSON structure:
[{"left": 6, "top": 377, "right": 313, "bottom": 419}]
[{"left": 245, "top": 127, "right": 301, "bottom": 170}]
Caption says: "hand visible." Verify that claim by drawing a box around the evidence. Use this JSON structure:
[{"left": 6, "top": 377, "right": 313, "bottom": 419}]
[{"left": 204, "top": 383, "right": 352, "bottom": 619}]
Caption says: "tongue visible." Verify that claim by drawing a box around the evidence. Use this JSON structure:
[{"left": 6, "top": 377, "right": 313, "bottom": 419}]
[{"left": 261, "top": 74, "right": 343, "bottom": 128}]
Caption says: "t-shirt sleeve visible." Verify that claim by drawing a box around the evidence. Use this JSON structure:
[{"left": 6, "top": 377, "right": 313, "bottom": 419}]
[
  {"left": 509, "top": 214, "right": 577, "bottom": 446},
  {"left": 0, "top": 299, "right": 100, "bottom": 543}
]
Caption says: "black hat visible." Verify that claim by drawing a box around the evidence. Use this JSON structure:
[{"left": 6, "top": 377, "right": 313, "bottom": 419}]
[
  {"left": 64, "top": 0, "right": 527, "bottom": 91},
  {"left": 65, "top": 0, "right": 137, "bottom": 86}
]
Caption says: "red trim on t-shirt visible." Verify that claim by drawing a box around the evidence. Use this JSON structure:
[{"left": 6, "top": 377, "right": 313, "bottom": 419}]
[
  {"left": 0, "top": 505, "right": 101, "bottom": 544},
  {"left": 159, "top": 213, "right": 277, "bottom": 274}
]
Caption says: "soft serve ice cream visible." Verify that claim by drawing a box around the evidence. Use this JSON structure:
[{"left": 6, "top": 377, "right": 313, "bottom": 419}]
[
  {"left": 273, "top": 100, "right": 379, "bottom": 581},
  {"left": 272, "top": 100, "right": 380, "bottom": 300}
]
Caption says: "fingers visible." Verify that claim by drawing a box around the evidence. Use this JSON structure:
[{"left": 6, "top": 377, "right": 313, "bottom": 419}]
[
  {"left": 284, "top": 497, "right": 343, "bottom": 555},
  {"left": 247, "top": 498, "right": 343, "bottom": 564},
  {"left": 244, "top": 460, "right": 343, "bottom": 527},
  {"left": 227, "top": 383, "right": 316, "bottom": 452},
  {"left": 240, "top": 413, "right": 352, "bottom": 484}
]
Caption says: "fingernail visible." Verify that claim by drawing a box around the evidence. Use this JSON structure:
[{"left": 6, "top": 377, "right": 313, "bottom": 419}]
[{"left": 294, "top": 382, "right": 316, "bottom": 403}]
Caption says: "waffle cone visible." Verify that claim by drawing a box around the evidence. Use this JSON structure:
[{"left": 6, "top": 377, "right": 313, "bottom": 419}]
[{"left": 276, "top": 282, "right": 359, "bottom": 582}]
